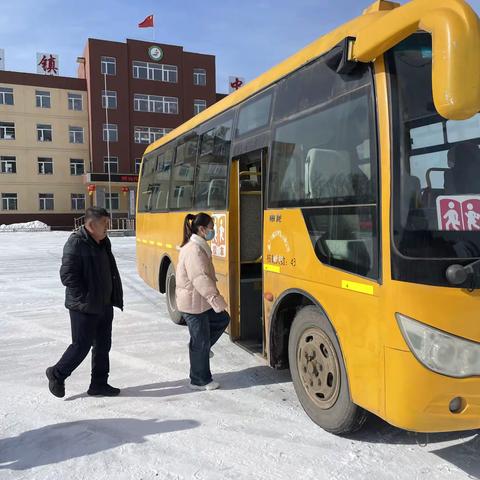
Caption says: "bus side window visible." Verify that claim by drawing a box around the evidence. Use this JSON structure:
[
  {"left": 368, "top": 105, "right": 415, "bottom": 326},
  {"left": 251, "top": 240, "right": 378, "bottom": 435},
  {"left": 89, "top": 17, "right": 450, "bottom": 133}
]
[
  {"left": 151, "top": 149, "right": 173, "bottom": 211},
  {"left": 138, "top": 154, "right": 157, "bottom": 212},
  {"left": 169, "top": 134, "right": 198, "bottom": 210},
  {"left": 194, "top": 119, "right": 232, "bottom": 210},
  {"left": 269, "top": 78, "right": 379, "bottom": 278}
]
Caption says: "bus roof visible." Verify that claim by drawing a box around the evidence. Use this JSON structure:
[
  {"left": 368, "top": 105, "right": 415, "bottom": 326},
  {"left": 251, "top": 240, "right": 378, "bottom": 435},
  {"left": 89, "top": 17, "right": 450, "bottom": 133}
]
[
  {"left": 144, "top": 1, "right": 395, "bottom": 155},
  {"left": 144, "top": 0, "right": 480, "bottom": 155}
]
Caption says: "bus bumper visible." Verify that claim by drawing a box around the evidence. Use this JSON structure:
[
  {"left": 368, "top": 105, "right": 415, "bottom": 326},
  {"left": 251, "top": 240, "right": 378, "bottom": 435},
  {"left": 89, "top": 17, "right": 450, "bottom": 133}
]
[{"left": 385, "top": 347, "right": 480, "bottom": 433}]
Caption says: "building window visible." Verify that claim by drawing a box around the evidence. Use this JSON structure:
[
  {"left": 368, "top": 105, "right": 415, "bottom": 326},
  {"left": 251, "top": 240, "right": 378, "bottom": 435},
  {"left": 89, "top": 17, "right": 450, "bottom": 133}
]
[
  {"left": 133, "top": 94, "right": 178, "bottom": 114},
  {"left": 69, "top": 126, "right": 84, "bottom": 144},
  {"left": 39, "top": 193, "right": 54, "bottom": 210},
  {"left": 0, "top": 122, "right": 15, "bottom": 140},
  {"left": 70, "top": 159, "right": 85, "bottom": 176},
  {"left": 135, "top": 158, "right": 142, "bottom": 173},
  {"left": 105, "top": 192, "right": 119, "bottom": 210},
  {"left": 102, "top": 90, "right": 117, "bottom": 109},
  {"left": 71, "top": 193, "right": 86, "bottom": 211},
  {"left": 134, "top": 126, "right": 171, "bottom": 144},
  {"left": 0, "top": 87, "right": 14, "bottom": 105},
  {"left": 37, "top": 124, "right": 52, "bottom": 142},
  {"left": 194, "top": 99, "right": 207, "bottom": 115},
  {"left": 2, "top": 193, "right": 17, "bottom": 210},
  {"left": 132, "top": 61, "right": 178, "bottom": 83},
  {"left": 103, "top": 123, "right": 118, "bottom": 142},
  {"left": 101, "top": 56, "right": 116, "bottom": 75},
  {"left": 1, "top": 156, "right": 16, "bottom": 174},
  {"left": 36, "top": 90, "right": 51, "bottom": 108},
  {"left": 38, "top": 157, "right": 53, "bottom": 175},
  {"left": 104, "top": 156, "right": 119, "bottom": 174},
  {"left": 68, "top": 93, "right": 83, "bottom": 111},
  {"left": 193, "top": 68, "right": 207, "bottom": 86}
]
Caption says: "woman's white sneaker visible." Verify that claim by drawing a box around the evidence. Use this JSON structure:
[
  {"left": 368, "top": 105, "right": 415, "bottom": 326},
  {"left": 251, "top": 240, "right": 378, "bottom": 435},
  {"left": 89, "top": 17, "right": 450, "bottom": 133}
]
[{"left": 189, "top": 381, "right": 219, "bottom": 391}]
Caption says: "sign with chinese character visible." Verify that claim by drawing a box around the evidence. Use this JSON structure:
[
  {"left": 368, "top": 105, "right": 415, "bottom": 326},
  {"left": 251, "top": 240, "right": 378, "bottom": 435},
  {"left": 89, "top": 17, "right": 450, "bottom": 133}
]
[
  {"left": 89, "top": 173, "right": 139, "bottom": 183},
  {"left": 228, "top": 76, "right": 245, "bottom": 93},
  {"left": 437, "top": 195, "right": 480, "bottom": 231},
  {"left": 0, "top": 49, "right": 4, "bottom": 71},
  {"left": 211, "top": 213, "right": 227, "bottom": 257},
  {"left": 37, "top": 52, "right": 59, "bottom": 75}
]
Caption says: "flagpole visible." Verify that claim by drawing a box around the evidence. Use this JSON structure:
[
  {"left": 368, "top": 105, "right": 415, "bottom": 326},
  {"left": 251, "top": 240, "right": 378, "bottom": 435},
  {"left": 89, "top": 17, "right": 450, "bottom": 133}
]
[{"left": 103, "top": 72, "right": 113, "bottom": 225}]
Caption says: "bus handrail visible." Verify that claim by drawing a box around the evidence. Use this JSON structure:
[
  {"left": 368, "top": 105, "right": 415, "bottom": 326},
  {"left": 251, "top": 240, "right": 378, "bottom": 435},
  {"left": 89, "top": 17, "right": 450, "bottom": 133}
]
[
  {"left": 350, "top": 0, "right": 480, "bottom": 119},
  {"left": 426, "top": 167, "right": 448, "bottom": 189}
]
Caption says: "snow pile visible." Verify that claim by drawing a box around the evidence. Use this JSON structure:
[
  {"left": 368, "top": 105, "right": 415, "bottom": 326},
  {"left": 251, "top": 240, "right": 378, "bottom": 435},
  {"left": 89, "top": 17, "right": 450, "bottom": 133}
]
[{"left": 0, "top": 220, "right": 50, "bottom": 232}]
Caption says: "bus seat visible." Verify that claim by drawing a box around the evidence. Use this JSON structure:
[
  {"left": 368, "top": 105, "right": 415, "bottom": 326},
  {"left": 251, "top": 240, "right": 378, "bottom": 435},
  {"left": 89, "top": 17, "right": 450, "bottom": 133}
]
[
  {"left": 347, "top": 240, "right": 371, "bottom": 277},
  {"left": 176, "top": 185, "right": 193, "bottom": 208},
  {"left": 306, "top": 148, "right": 353, "bottom": 198},
  {"left": 444, "top": 142, "right": 480, "bottom": 194},
  {"left": 400, "top": 174, "right": 421, "bottom": 226},
  {"left": 314, "top": 237, "right": 371, "bottom": 277},
  {"left": 207, "top": 179, "right": 226, "bottom": 208},
  {"left": 421, "top": 168, "right": 448, "bottom": 209},
  {"left": 154, "top": 189, "right": 167, "bottom": 210}
]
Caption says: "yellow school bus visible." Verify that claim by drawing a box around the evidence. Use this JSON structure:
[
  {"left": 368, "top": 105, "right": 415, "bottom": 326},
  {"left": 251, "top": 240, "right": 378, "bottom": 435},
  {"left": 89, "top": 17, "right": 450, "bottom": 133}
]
[{"left": 136, "top": 0, "right": 480, "bottom": 434}]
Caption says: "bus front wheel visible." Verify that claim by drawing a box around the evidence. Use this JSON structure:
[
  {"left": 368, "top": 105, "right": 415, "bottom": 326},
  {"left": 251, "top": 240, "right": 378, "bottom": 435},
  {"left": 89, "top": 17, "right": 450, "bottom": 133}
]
[
  {"left": 165, "top": 263, "right": 184, "bottom": 325},
  {"left": 288, "top": 305, "right": 367, "bottom": 434}
]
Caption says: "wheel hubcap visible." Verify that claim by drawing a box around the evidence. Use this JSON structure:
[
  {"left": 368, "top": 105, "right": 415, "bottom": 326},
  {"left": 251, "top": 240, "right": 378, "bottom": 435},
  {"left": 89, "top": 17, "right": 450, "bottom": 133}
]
[{"left": 297, "top": 327, "right": 340, "bottom": 409}]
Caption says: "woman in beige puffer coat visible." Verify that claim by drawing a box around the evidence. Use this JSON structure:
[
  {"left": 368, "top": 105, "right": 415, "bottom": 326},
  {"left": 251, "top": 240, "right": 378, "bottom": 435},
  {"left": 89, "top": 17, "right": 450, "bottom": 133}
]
[{"left": 176, "top": 212, "right": 230, "bottom": 391}]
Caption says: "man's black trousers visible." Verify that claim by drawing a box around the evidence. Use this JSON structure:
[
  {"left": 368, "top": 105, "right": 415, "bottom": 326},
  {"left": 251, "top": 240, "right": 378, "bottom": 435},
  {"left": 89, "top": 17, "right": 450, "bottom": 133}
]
[{"left": 53, "top": 305, "right": 114, "bottom": 385}]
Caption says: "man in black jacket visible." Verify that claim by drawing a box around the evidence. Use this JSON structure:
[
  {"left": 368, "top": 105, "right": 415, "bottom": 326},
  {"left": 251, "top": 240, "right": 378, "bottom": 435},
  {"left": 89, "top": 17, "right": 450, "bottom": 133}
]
[{"left": 46, "top": 207, "right": 124, "bottom": 398}]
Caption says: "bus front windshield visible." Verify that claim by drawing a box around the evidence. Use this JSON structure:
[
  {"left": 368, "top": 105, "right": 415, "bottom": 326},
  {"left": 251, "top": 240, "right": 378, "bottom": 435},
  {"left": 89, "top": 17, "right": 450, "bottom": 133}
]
[{"left": 389, "top": 34, "right": 480, "bottom": 287}]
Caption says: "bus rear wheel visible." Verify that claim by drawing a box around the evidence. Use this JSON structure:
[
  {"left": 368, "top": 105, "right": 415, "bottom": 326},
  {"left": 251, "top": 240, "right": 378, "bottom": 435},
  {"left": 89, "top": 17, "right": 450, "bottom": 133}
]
[
  {"left": 165, "top": 263, "right": 184, "bottom": 325},
  {"left": 288, "top": 305, "right": 367, "bottom": 434}
]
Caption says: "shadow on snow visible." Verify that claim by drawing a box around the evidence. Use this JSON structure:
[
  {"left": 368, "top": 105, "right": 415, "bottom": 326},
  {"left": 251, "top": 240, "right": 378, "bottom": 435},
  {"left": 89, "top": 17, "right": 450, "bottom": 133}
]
[
  {"left": 0, "top": 418, "right": 199, "bottom": 471},
  {"left": 349, "top": 414, "right": 480, "bottom": 479}
]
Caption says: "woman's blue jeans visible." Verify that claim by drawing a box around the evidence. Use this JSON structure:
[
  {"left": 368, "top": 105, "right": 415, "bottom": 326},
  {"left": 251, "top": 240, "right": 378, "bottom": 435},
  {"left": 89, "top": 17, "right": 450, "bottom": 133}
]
[{"left": 182, "top": 309, "right": 230, "bottom": 386}]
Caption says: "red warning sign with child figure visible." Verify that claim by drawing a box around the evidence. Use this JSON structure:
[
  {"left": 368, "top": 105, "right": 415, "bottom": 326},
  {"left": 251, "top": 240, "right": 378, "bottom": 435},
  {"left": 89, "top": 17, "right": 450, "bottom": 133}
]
[{"left": 437, "top": 195, "right": 480, "bottom": 231}]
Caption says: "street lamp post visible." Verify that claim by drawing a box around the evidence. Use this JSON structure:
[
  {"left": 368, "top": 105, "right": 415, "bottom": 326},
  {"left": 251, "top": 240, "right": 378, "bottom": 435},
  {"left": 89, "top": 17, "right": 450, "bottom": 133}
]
[{"left": 103, "top": 71, "right": 113, "bottom": 225}]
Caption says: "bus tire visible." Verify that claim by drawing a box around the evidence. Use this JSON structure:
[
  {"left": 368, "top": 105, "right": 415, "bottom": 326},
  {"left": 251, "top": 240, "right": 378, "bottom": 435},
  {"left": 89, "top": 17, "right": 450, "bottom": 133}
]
[
  {"left": 165, "top": 263, "right": 184, "bottom": 325},
  {"left": 288, "top": 305, "right": 367, "bottom": 434}
]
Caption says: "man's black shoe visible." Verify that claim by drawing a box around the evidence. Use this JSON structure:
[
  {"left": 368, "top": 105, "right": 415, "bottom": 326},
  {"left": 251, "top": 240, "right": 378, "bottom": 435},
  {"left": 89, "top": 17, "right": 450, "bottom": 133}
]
[
  {"left": 87, "top": 383, "right": 120, "bottom": 396},
  {"left": 46, "top": 367, "right": 65, "bottom": 398}
]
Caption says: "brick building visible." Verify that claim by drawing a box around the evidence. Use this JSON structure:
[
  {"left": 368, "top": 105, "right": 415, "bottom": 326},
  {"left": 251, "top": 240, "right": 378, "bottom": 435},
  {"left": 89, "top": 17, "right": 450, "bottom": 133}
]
[{"left": 0, "top": 38, "right": 220, "bottom": 228}]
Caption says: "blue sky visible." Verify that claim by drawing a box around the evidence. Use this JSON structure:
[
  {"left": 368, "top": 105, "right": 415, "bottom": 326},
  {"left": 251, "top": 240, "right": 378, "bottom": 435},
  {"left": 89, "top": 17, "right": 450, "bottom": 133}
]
[{"left": 1, "top": 0, "right": 480, "bottom": 93}]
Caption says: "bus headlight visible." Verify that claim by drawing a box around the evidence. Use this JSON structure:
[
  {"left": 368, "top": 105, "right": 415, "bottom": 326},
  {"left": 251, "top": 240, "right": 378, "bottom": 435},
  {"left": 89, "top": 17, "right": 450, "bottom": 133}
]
[{"left": 396, "top": 313, "right": 480, "bottom": 378}]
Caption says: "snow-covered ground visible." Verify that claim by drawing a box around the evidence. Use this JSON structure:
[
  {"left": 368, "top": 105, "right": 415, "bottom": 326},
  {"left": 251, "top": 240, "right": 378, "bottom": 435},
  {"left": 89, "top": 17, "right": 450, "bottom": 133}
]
[{"left": 0, "top": 232, "right": 478, "bottom": 480}]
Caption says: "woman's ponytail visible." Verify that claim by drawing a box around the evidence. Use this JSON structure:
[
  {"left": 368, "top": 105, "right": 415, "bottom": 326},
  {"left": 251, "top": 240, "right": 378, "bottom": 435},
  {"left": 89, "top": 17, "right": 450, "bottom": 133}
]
[
  {"left": 181, "top": 214, "right": 196, "bottom": 247},
  {"left": 181, "top": 212, "right": 214, "bottom": 247}
]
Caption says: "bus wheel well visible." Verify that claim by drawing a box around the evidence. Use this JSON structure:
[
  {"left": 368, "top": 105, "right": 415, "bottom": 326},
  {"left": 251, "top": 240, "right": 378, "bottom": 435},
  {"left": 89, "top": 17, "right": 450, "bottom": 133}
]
[
  {"left": 269, "top": 292, "right": 315, "bottom": 370},
  {"left": 158, "top": 256, "right": 171, "bottom": 294}
]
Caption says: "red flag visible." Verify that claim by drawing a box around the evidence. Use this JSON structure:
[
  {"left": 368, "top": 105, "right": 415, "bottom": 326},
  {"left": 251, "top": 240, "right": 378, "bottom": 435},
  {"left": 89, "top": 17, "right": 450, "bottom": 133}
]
[{"left": 138, "top": 15, "right": 154, "bottom": 28}]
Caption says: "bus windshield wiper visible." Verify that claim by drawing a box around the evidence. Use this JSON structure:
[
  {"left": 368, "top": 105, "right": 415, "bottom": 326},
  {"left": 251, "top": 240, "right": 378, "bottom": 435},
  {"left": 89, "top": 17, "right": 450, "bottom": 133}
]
[{"left": 446, "top": 259, "right": 480, "bottom": 288}]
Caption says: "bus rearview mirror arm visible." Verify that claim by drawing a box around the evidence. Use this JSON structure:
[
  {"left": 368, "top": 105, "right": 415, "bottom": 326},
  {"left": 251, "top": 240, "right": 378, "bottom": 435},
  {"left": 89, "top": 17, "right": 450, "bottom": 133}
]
[
  {"left": 325, "top": 37, "right": 360, "bottom": 75},
  {"left": 446, "top": 259, "right": 480, "bottom": 288},
  {"left": 347, "top": 0, "right": 480, "bottom": 120}
]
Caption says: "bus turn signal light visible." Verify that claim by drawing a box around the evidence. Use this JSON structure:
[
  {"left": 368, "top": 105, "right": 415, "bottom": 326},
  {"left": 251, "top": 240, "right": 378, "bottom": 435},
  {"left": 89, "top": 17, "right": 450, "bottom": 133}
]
[{"left": 264, "top": 292, "right": 274, "bottom": 302}]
